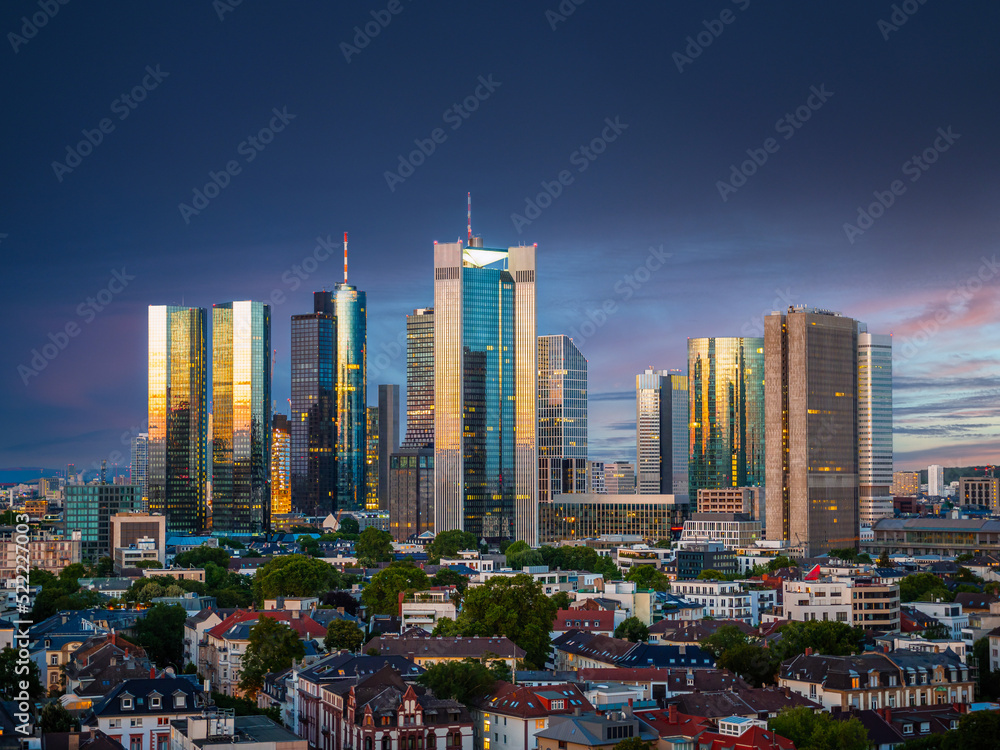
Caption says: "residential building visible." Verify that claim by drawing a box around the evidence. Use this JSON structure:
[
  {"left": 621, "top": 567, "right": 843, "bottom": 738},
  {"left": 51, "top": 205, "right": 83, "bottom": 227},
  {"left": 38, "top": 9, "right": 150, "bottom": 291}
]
[
  {"left": 675, "top": 541, "right": 737, "bottom": 579},
  {"left": 271, "top": 414, "right": 291, "bottom": 516},
  {"left": 539, "top": 494, "right": 689, "bottom": 543},
  {"left": 0, "top": 525, "right": 80, "bottom": 579},
  {"left": 779, "top": 650, "right": 974, "bottom": 710},
  {"left": 988, "top": 625, "right": 1000, "bottom": 672},
  {"left": 66, "top": 484, "right": 142, "bottom": 560},
  {"left": 958, "top": 477, "right": 999, "bottom": 510},
  {"left": 538, "top": 335, "right": 588, "bottom": 504},
  {"left": 604, "top": 462, "right": 636, "bottom": 495},
  {"left": 170, "top": 712, "right": 306, "bottom": 750},
  {"left": 114, "top": 538, "right": 160, "bottom": 572},
  {"left": 670, "top": 687, "right": 820, "bottom": 719},
  {"left": 402, "top": 308, "right": 434, "bottom": 449},
  {"left": 687, "top": 337, "right": 765, "bottom": 498},
  {"left": 636, "top": 706, "right": 795, "bottom": 750},
  {"left": 908, "top": 601, "right": 968, "bottom": 640},
  {"left": 182, "top": 607, "right": 227, "bottom": 671},
  {"left": 552, "top": 632, "right": 713, "bottom": 672},
  {"left": 130, "top": 433, "right": 148, "bottom": 507},
  {"left": 147, "top": 305, "right": 209, "bottom": 534},
  {"left": 647, "top": 619, "right": 754, "bottom": 645},
  {"left": 679, "top": 513, "right": 760, "bottom": 549},
  {"left": 399, "top": 588, "right": 457, "bottom": 632},
  {"left": 536, "top": 712, "right": 657, "bottom": 750},
  {"left": 586, "top": 461, "right": 606, "bottom": 494},
  {"left": 635, "top": 369, "right": 687, "bottom": 497},
  {"left": 552, "top": 609, "right": 616, "bottom": 638},
  {"left": 782, "top": 578, "right": 900, "bottom": 631},
  {"left": 765, "top": 307, "right": 860, "bottom": 556},
  {"left": 62, "top": 633, "right": 151, "bottom": 709},
  {"left": 476, "top": 683, "right": 594, "bottom": 750},
  {"left": 873, "top": 634, "right": 967, "bottom": 663},
  {"left": 864, "top": 518, "right": 1000, "bottom": 557},
  {"left": 387, "top": 447, "right": 434, "bottom": 542},
  {"left": 670, "top": 580, "right": 751, "bottom": 621},
  {"left": 363, "top": 632, "right": 524, "bottom": 672},
  {"left": 290, "top": 293, "right": 337, "bottom": 517},
  {"left": 858, "top": 333, "right": 894, "bottom": 526},
  {"left": 613, "top": 546, "right": 672, "bottom": 572},
  {"left": 211, "top": 300, "right": 272, "bottom": 534},
  {"left": 928, "top": 465, "right": 945, "bottom": 497},
  {"left": 377, "top": 384, "right": 401, "bottom": 510},
  {"left": 891, "top": 472, "right": 920, "bottom": 497}
]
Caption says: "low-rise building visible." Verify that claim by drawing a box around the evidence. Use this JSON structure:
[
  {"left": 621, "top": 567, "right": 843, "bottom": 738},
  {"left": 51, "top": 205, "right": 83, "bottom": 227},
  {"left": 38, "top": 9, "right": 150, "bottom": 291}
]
[
  {"left": 362, "top": 631, "right": 524, "bottom": 672},
  {"left": 674, "top": 542, "right": 737, "bottom": 579},
  {"left": 907, "top": 601, "right": 968, "bottom": 640},
  {"left": 0, "top": 525, "right": 80, "bottom": 580},
  {"left": 552, "top": 632, "right": 713, "bottom": 672},
  {"left": 679, "top": 514, "right": 761, "bottom": 550},
  {"left": 669, "top": 580, "right": 751, "bottom": 622},
  {"left": 865, "top": 518, "right": 1000, "bottom": 557},
  {"left": 782, "top": 578, "right": 900, "bottom": 631},
  {"left": 475, "top": 683, "right": 594, "bottom": 750},
  {"left": 552, "top": 609, "right": 615, "bottom": 639},
  {"left": 873, "top": 634, "right": 968, "bottom": 663},
  {"left": 399, "top": 588, "right": 457, "bottom": 632},
  {"left": 170, "top": 712, "right": 306, "bottom": 750},
  {"left": 535, "top": 712, "right": 658, "bottom": 750}
]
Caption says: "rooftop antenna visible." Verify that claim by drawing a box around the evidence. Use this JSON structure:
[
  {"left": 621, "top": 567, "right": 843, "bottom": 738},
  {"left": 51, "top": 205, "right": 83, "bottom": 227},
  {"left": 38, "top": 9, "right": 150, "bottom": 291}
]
[
  {"left": 343, "top": 232, "right": 349, "bottom": 284},
  {"left": 467, "top": 192, "right": 472, "bottom": 243}
]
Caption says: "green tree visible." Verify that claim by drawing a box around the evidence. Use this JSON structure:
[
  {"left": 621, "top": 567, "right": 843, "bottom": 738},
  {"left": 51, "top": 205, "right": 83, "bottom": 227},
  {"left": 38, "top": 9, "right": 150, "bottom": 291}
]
[
  {"left": 298, "top": 535, "right": 321, "bottom": 557},
  {"left": 355, "top": 527, "right": 394, "bottom": 566},
  {"left": 135, "top": 560, "right": 164, "bottom": 569},
  {"left": 973, "top": 637, "right": 1000, "bottom": 700},
  {"left": 877, "top": 551, "right": 892, "bottom": 568},
  {"left": 92, "top": 556, "right": 116, "bottom": 577},
  {"left": 448, "top": 574, "right": 556, "bottom": 668},
  {"left": 696, "top": 569, "right": 729, "bottom": 580},
  {"left": 772, "top": 621, "right": 865, "bottom": 662},
  {"left": 653, "top": 539, "right": 672, "bottom": 549},
  {"left": 426, "top": 530, "right": 480, "bottom": 563},
  {"left": 922, "top": 623, "right": 951, "bottom": 639},
  {"left": 210, "top": 691, "right": 281, "bottom": 723},
  {"left": 897, "top": 736, "right": 944, "bottom": 750},
  {"left": 700, "top": 624, "right": 751, "bottom": 658},
  {"left": 183, "top": 662, "right": 198, "bottom": 675},
  {"left": 717, "top": 642, "right": 779, "bottom": 688},
  {"left": 59, "top": 563, "right": 88, "bottom": 585},
  {"left": 134, "top": 604, "right": 187, "bottom": 668},
  {"left": 942, "top": 711, "right": 1000, "bottom": 750},
  {"left": 238, "top": 616, "right": 306, "bottom": 699},
  {"left": 253, "top": 555, "right": 342, "bottom": 602},
  {"left": 0, "top": 647, "right": 44, "bottom": 700},
  {"left": 432, "top": 568, "right": 469, "bottom": 593},
  {"left": 362, "top": 561, "right": 430, "bottom": 615},
  {"left": 612, "top": 739, "right": 652, "bottom": 750},
  {"left": 614, "top": 617, "right": 649, "bottom": 643},
  {"left": 769, "top": 706, "right": 868, "bottom": 750},
  {"left": 550, "top": 591, "right": 572, "bottom": 612},
  {"left": 39, "top": 701, "right": 76, "bottom": 733},
  {"left": 767, "top": 556, "right": 798, "bottom": 572},
  {"left": 828, "top": 547, "right": 859, "bottom": 561},
  {"left": 625, "top": 566, "right": 670, "bottom": 592},
  {"left": 324, "top": 620, "right": 365, "bottom": 652},
  {"left": 174, "top": 545, "right": 231, "bottom": 569},
  {"left": 417, "top": 658, "right": 508, "bottom": 706},
  {"left": 339, "top": 516, "right": 361, "bottom": 535},
  {"left": 900, "top": 573, "right": 953, "bottom": 603}
]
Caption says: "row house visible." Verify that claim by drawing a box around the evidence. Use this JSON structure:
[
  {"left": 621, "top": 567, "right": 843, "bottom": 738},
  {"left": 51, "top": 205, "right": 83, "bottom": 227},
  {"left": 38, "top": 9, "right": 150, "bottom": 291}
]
[
  {"left": 552, "top": 632, "right": 713, "bottom": 672},
  {"left": 668, "top": 580, "right": 751, "bottom": 622},
  {"left": 63, "top": 633, "right": 152, "bottom": 710},
  {"left": 362, "top": 632, "right": 525, "bottom": 672},
  {"left": 779, "top": 649, "right": 975, "bottom": 712},
  {"left": 576, "top": 667, "right": 749, "bottom": 703},
  {"left": 551, "top": 609, "right": 615, "bottom": 639},
  {"left": 181, "top": 607, "right": 232, "bottom": 670}
]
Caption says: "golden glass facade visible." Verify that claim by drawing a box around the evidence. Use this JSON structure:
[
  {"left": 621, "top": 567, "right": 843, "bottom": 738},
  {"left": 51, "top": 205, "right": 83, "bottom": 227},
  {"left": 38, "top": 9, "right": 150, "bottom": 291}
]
[
  {"left": 539, "top": 494, "right": 688, "bottom": 543},
  {"left": 147, "top": 305, "right": 208, "bottom": 534},
  {"left": 211, "top": 301, "right": 271, "bottom": 534},
  {"left": 271, "top": 414, "right": 291, "bottom": 516}
]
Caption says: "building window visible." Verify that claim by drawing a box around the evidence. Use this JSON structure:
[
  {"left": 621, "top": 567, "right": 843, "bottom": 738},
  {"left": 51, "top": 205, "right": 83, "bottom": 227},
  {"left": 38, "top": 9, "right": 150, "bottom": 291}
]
[
  {"left": 130, "top": 739, "right": 142, "bottom": 750},
  {"left": 121, "top": 698, "right": 133, "bottom": 710},
  {"left": 174, "top": 695, "right": 186, "bottom": 708},
  {"left": 151, "top": 697, "right": 161, "bottom": 709}
]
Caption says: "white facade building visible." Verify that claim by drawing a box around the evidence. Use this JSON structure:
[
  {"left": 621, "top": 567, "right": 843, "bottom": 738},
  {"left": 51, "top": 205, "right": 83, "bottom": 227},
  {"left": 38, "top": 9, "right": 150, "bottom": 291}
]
[
  {"left": 928, "top": 465, "right": 945, "bottom": 497},
  {"left": 670, "top": 580, "right": 751, "bottom": 622},
  {"left": 858, "top": 332, "right": 893, "bottom": 526}
]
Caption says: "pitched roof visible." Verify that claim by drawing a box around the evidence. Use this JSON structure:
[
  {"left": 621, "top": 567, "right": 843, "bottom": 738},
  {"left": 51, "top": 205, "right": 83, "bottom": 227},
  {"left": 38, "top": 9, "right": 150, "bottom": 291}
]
[
  {"left": 298, "top": 652, "right": 425, "bottom": 683},
  {"left": 553, "top": 609, "right": 615, "bottom": 633},
  {"left": 576, "top": 667, "right": 749, "bottom": 693},
  {"left": 43, "top": 730, "right": 127, "bottom": 750},
  {"left": 953, "top": 592, "right": 998, "bottom": 610},
  {"left": 648, "top": 618, "right": 754, "bottom": 641},
  {"left": 87, "top": 676, "right": 205, "bottom": 719},
  {"left": 363, "top": 634, "right": 525, "bottom": 660},
  {"left": 482, "top": 682, "right": 594, "bottom": 718},
  {"left": 206, "top": 609, "right": 327, "bottom": 640},
  {"left": 671, "top": 687, "right": 820, "bottom": 719}
]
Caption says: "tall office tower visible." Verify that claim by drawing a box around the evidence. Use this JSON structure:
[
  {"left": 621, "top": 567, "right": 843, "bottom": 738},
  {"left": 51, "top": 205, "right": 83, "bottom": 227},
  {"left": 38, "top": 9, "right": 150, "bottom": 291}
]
[
  {"left": 538, "top": 335, "right": 588, "bottom": 504},
  {"left": 402, "top": 308, "right": 434, "bottom": 448},
  {"left": 66, "top": 464, "right": 76, "bottom": 483},
  {"left": 388, "top": 448, "right": 434, "bottom": 541},
  {"left": 433, "top": 240, "right": 537, "bottom": 544},
  {"left": 211, "top": 301, "right": 271, "bottom": 534},
  {"left": 605, "top": 461, "right": 636, "bottom": 494},
  {"left": 764, "top": 307, "right": 860, "bottom": 556},
  {"left": 130, "top": 433, "right": 148, "bottom": 507},
  {"left": 858, "top": 332, "right": 893, "bottom": 526},
  {"left": 587, "top": 461, "right": 606, "bottom": 493},
  {"left": 378, "top": 385, "right": 400, "bottom": 510},
  {"left": 365, "top": 406, "right": 379, "bottom": 510},
  {"left": 636, "top": 369, "right": 688, "bottom": 497},
  {"left": 271, "top": 414, "right": 291, "bottom": 516},
  {"left": 290, "top": 293, "right": 337, "bottom": 516},
  {"left": 687, "top": 338, "right": 765, "bottom": 501},
  {"left": 891, "top": 471, "right": 920, "bottom": 496},
  {"left": 147, "top": 305, "right": 208, "bottom": 534},
  {"left": 331, "top": 280, "right": 367, "bottom": 512},
  {"left": 928, "top": 465, "right": 944, "bottom": 497}
]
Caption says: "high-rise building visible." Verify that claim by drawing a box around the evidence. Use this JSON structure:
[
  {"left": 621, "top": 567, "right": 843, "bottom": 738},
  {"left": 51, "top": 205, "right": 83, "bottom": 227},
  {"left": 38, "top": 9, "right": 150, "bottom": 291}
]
[
  {"left": 290, "top": 293, "right": 337, "bottom": 517},
  {"left": 891, "top": 471, "right": 920, "bottom": 496},
  {"left": 332, "top": 281, "right": 367, "bottom": 511},
  {"left": 586, "top": 461, "right": 606, "bottom": 494},
  {"left": 66, "top": 464, "right": 76, "bottom": 484},
  {"left": 130, "top": 433, "right": 148, "bottom": 507},
  {"left": 928, "top": 465, "right": 945, "bottom": 497},
  {"left": 958, "top": 477, "right": 1000, "bottom": 510},
  {"left": 388, "top": 447, "right": 434, "bottom": 542},
  {"left": 378, "top": 384, "right": 400, "bottom": 510},
  {"left": 636, "top": 369, "right": 688, "bottom": 497},
  {"left": 605, "top": 461, "right": 636, "bottom": 494},
  {"left": 402, "top": 308, "right": 434, "bottom": 449},
  {"left": 211, "top": 301, "right": 271, "bottom": 535},
  {"left": 687, "top": 338, "right": 765, "bottom": 499},
  {"left": 858, "top": 332, "right": 893, "bottom": 526},
  {"left": 538, "top": 335, "right": 588, "bottom": 504},
  {"left": 271, "top": 414, "right": 291, "bottom": 516},
  {"left": 147, "top": 305, "right": 208, "bottom": 534},
  {"left": 433, "top": 240, "right": 537, "bottom": 544},
  {"left": 366, "top": 406, "right": 379, "bottom": 511},
  {"left": 765, "top": 307, "right": 860, "bottom": 556},
  {"left": 66, "top": 484, "right": 142, "bottom": 560}
]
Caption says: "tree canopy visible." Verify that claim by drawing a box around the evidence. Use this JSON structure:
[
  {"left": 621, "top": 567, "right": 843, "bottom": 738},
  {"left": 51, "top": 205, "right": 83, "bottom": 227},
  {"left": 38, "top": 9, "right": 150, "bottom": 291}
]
[
  {"left": 505, "top": 540, "right": 544, "bottom": 570},
  {"left": 252, "top": 554, "right": 342, "bottom": 602},
  {"left": 355, "top": 527, "right": 395, "bottom": 566},
  {"left": 134, "top": 603, "right": 188, "bottom": 668},
  {"left": 426, "top": 530, "right": 480, "bottom": 563},
  {"left": 614, "top": 617, "right": 649, "bottom": 643},
  {"left": 769, "top": 706, "right": 868, "bottom": 750},
  {"left": 941, "top": 707, "right": 1000, "bottom": 750},
  {"left": 900, "top": 572, "right": 953, "bottom": 603},
  {"left": 361, "top": 561, "right": 430, "bottom": 615},
  {"left": 173, "top": 545, "right": 230, "bottom": 569},
  {"left": 339, "top": 516, "right": 361, "bottom": 535},
  {"left": 0, "top": 647, "right": 44, "bottom": 701},
  {"left": 324, "top": 619, "right": 365, "bottom": 653},
  {"left": 538, "top": 545, "right": 620, "bottom": 579},
  {"left": 39, "top": 702, "right": 77, "bottom": 733},
  {"left": 238, "top": 616, "right": 305, "bottom": 699},
  {"left": 417, "top": 658, "right": 509, "bottom": 706},
  {"left": 30, "top": 567, "right": 106, "bottom": 620},
  {"left": 624, "top": 565, "right": 670, "bottom": 591},
  {"left": 771, "top": 620, "right": 865, "bottom": 662}
]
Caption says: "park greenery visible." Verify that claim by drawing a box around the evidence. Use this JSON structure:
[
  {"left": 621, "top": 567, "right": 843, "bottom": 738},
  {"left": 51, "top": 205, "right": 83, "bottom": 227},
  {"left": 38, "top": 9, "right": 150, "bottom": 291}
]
[
  {"left": 769, "top": 706, "right": 868, "bottom": 750},
  {"left": 417, "top": 658, "right": 511, "bottom": 706},
  {"left": 237, "top": 616, "right": 305, "bottom": 699},
  {"left": 324, "top": 619, "right": 365, "bottom": 652},
  {"left": 614, "top": 616, "right": 649, "bottom": 642}
]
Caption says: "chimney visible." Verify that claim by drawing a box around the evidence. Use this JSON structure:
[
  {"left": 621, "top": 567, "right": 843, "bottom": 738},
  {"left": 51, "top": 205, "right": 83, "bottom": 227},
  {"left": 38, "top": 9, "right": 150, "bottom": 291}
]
[
  {"left": 883, "top": 644, "right": 889, "bottom": 653},
  {"left": 668, "top": 704, "right": 677, "bottom": 724},
  {"left": 783, "top": 686, "right": 790, "bottom": 698},
  {"left": 149, "top": 667, "right": 156, "bottom": 679},
  {"left": 68, "top": 735, "right": 80, "bottom": 750},
  {"left": 884, "top": 707, "right": 891, "bottom": 723},
  {"left": 805, "top": 647, "right": 813, "bottom": 656}
]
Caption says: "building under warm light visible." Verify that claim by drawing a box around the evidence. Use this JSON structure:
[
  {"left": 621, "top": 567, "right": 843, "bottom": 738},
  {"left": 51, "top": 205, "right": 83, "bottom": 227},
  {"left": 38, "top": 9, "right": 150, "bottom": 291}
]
[{"left": 271, "top": 414, "right": 291, "bottom": 516}]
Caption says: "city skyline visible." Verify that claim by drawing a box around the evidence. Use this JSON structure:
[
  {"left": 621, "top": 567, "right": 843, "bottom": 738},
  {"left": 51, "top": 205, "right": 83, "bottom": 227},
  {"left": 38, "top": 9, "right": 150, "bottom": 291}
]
[{"left": 3, "top": 3, "right": 999, "bottom": 474}]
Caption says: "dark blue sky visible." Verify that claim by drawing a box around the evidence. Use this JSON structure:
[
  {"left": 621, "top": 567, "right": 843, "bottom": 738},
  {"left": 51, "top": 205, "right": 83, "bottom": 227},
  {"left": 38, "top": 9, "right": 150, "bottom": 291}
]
[{"left": 3, "top": 1, "right": 999, "bottom": 474}]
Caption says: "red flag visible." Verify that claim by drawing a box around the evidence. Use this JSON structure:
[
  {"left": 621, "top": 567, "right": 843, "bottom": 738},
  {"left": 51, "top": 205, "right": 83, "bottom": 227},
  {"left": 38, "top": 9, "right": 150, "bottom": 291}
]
[{"left": 804, "top": 564, "right": 821, "bottom": 580}]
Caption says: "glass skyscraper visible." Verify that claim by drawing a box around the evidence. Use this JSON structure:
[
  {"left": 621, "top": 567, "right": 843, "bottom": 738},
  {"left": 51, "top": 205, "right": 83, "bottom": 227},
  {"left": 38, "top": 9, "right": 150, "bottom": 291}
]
[
  {"left": 538, "top": 335, "right": 587, "bottom": 504},
  {"left": 290, "top": 293, "right": 336, "bottom": 516},
  {"left": 636, "top": 369, "right": 688, "bottom": 497},
  {"left": 366, "top": 405, "right": 379, "bottom": 511},
  {"left": 858, "top": 332, "right": 893, "bottom": 526},
  {"left": 211, "top": 301, "right": 271, "bottom": 534},
  {"left": 687, "top": 337, "right": 765, "bottom": 498},
  {"left": 332, "top": 282, "right": 367, "bottom": 512},
  {"left": 147, "top": 305, "right": 208, "bottom": 534},
  {"left": 434, "top": 240, "right": 537, "bottom": 544},
  {"left": 271, "top": 414, "right": 291, "bottom": 516},
  {"left": 402, "top": 308, "right": 434, "bottom": 449},
  {"left": 130, "top": 432, "right": 148, "bottom": 508}
]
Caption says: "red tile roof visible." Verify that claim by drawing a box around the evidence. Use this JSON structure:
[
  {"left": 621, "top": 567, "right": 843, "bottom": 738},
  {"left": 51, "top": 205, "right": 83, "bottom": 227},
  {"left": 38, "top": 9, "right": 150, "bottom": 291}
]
[
  {"left": 207, "top": 609, "right": 327, "bottom": 640},
  {"left": 553, "top": 609, "right": 615, "bottom": 633}
]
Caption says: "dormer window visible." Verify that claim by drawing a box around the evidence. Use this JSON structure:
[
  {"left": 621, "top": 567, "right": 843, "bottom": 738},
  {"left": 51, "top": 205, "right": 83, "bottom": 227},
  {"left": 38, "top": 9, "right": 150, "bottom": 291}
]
[
  {"left": 174, "top": 694, "right": 186, "bottom": 708},
  {"left": 150, "top": 696, "right": 161, "bottom": 709},
  {"left": 121, "top": 697, "right": 133, "bottom": 710}
]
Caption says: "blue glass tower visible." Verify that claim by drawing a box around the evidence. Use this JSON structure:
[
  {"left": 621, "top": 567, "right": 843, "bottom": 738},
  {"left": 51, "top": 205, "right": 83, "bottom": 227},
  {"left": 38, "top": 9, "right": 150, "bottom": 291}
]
[{"left": 333, "top": 282, "right": 367, "bottom": 512}]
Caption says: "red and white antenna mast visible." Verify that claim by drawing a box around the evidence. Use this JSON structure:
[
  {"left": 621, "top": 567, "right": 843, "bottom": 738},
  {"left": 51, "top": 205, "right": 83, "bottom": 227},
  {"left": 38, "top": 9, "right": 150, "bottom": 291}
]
[
  {"left": 467, "top": 192, "right": 472, "bottom": 243},
  {"left": 343, "top": 231, "right": 349, "bottom": 284}
]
